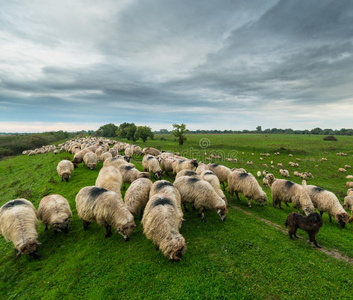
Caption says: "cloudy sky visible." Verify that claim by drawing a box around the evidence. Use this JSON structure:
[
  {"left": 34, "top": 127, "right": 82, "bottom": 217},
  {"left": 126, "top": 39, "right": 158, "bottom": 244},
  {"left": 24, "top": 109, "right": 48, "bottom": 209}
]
[{"left": 1, "top": 0, "right": 353, "bottom": 133}]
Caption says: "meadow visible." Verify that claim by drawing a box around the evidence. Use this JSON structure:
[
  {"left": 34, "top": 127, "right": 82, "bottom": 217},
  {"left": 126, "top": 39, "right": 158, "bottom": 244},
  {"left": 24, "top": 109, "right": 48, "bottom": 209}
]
[{"left": 1, "top": 133, "right": 353, "bottom": 299}]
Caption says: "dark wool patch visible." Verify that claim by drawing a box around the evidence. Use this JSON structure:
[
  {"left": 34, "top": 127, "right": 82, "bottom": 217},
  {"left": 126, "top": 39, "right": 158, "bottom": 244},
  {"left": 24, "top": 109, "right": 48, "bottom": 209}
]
[
  {"left": 178, "top": 160, "right": 186, "bottom": 164},
  {"left": 188, "top": 177, "right": 200, "bottom": 184},
  {"left": 155, "top": 181, "right": 173, "bottom": 191},
  {"left": 183, "top": 171, "right": 197, "bottom": 176},
  {"left": 238, "top": 172, "right": 249, "bottom": 178},
  {"left": 313, "top": 186, "right": 325, "bottom": 193},
  {"left": 146, "top": 156, "right": 154, "bottom": 161},
  {"left": 89, "top": 187, "right": 108, "bottom": 198},
  {"left": 285, "top": 181, "right": 295, "bottom": 189},
  {"left": 123, "top": 165, "right": 135, "bottom": 171},
  {"left": 307, "top": 212, "right": 322, "bottom": 223},
  {"left": 210, "top": 164, "right": 219, "bottom": 167},
  {"left": 203, "top": 171, "right": 214, "bottom": 176},
  {"left": 2, "top": 199, "right": 29, "bottom": 210},
  {"left": 151, "top": 197, "right": 174, "bottom": 208}
]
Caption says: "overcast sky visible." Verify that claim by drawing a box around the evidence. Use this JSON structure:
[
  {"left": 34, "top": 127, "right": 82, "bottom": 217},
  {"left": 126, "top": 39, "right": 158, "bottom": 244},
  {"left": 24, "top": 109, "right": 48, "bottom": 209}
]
[{"left": 1, "top": 0, "right": 353, "bottom": 132}]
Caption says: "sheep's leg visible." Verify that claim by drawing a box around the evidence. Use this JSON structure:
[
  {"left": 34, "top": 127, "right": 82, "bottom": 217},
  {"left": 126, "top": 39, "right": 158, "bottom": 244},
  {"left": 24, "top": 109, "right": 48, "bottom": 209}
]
[
  {"left": 183, "top": 203, "right": 190, "bottom": 212},
  {"left": 45, "top": 225, "right": 48, "bottom": 231},
  {"left": 82, "top": 220, "right": 91, "bottom": 230},
  {"left": 285, "top": 202, "right": 290, "bottom": 207},
  {"left": 320, "top": 211, "right": 323, "bottom": 217},
  {"left": 247, "top": 198, "right": 252, "bottom": 208},
  {"left": 235, "top": 192, "right": 241, "bottom": 201},
  {"left": 329, "top": 215, "right": 332, "bottom": 223},
  {"left": 192, "top": 204, "right": 196, "bottom": 211},
  {"left": 140, "top": 209, "right": 144, "bottom": 221},
  {"left": 61, "top": 178, "right": 64, "bottom": 182},
  {"left": 105, "top": 225, "right": 112, "bottom": 238},
  {"left": 278, "top": 201, "right": 283, "bottom": 209},
  {"left": 222, "top": 182, "right": 226, "bottom": 191},
  {"left": 155, "top": 245, "right": 159, "bottom": 251},
  {"left": 15, "top": 249, "right": 21, "bottom": 259},
  {"left": 198, "top": 208, "right": 206, "bottom": 222}
]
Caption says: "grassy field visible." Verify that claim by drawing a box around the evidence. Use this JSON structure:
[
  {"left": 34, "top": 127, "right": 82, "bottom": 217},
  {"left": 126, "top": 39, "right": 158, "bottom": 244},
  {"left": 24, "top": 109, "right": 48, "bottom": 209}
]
[{"left": 1, "top": 134, "right": 353, "bottom": 299}]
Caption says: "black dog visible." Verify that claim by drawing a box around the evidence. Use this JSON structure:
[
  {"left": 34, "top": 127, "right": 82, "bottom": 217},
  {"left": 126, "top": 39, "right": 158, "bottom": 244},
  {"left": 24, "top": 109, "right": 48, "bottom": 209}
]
[{"left": 285, "top": 212, "right": 323, "bottom": 248}]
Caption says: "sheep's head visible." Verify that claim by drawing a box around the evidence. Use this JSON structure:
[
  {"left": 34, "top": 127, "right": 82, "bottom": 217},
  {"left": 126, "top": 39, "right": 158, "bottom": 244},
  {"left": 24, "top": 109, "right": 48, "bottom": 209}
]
[
  {"left": 19, "top": 240, "right": 40, "bottom": 259},
  {"left": 52, "top": 216, "right": 71, "bottom": 234},
  {"left": 124, "top": 156, "right": 131, "bottom": 163},
  {"left": 62, "top": 172, "right": 71, "bottom": 182},
  {"left": 216, "top": 205, "right": 228, "bottom": 221},
  {"left": 265, "top": 174, "right": 275, "bottom": 186},
  {"left": 335, "top": 213, "right": 350, "bottom": 228},
  {"left": 115, "top": 221, "right": 136, "bottom": 241},
  {"left": 169, "top": 237, "right": 187, "bottom": 261},
  {"left": 155, "top": 171, "right": 163, "bottom": 180},
  {"left": 256, "top": 193, "right": 268, "bottom": 206},
  {"left": 88, "top": 164, "right": 96, "bottom": 170}
]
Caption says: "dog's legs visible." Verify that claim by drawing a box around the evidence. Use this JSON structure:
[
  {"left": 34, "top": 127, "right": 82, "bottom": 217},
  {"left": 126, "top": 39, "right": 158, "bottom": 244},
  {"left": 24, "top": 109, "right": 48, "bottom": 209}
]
[
  {"left": 309, "top": 231, "right": 321, "bottom": 248},
  {"left": 278, "top": 201, "right": 283, "bottom": 210}
]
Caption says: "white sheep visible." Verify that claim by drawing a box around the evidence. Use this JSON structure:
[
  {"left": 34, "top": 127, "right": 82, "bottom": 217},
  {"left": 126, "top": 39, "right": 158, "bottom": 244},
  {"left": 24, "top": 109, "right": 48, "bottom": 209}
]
[
  {"left": 142, "top": 155, "right": 162, "bottom": 179},
  {"left": 279, "top": 169, "right": 290, "bottom": 178},
  {"left": 196, "top": 162, "right": 209, "bottom": 175},
  {"left": 303, "top": 185, "right": 350, "bottom": 228},
  {"left": 228, "top": 171, "right": 267, "bottom": 208},
  {"left": 200, "top": 170, "right": 227, "bottom": 205},
  {"left": 96, "top": 165, "right": 123, "bottom": 194},
  {"left": 0, "top": 199, "right": 40, "bottom": 259},
  {"left": 172, "top": 159, "right": 198, "bottom": 175},
  {"left": 124, "top": 145, "right": 134, "bottom": 162},
  {"left": 257, "top": 171, "right": 261, "bottom": 178},
  {"left": 83, "top": 152, "right": 98, "bottom": 170},
  {"left": 339, "top": 168, "right": 347, "bottom": 173},
  {"left": 174, "top": 176, "right": 227, "bottom": 222},
  {"left": 103, "top": 157, "right": 128, "bottom": 168},
  {"left": 38, "top": 194, "right": 72, "bottom": 233},
  {"left": 346, "top": 182, "right": 353, "bottom": 188},
  {"left": 208, "top": 163, "right": 231, "bottom": 190},
  {"left": 161, "top": 158, "right": 175, "bottom": 176},
  {"left": 72, "top": 148, "right": 93, "bottom": 168},
  {"left": 57, "top": 160, "right": 74, "bottom": 182},
  {"left": 76, "top": 186, "right": 136, "bottom": 240},
  {"left": 142, "top": 193, "right": 187, "bottom": 261},
  {"left": 118, "top": 164, "right": 150, "bottom": 189},
  {"left": 143, "top": 147, "right": 161, "bottom": 156},
  {"left": 266, "top": 174, "right": 315, "bottom": 215},
  {"left": 124, "top": 178, "right": 153, "bottom": 219}
]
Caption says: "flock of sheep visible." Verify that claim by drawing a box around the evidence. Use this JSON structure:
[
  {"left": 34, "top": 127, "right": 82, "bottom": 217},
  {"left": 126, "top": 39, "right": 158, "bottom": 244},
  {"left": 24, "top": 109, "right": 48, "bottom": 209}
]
[{"left": 1, "top": 136, "right": 353, "bottom": 260}]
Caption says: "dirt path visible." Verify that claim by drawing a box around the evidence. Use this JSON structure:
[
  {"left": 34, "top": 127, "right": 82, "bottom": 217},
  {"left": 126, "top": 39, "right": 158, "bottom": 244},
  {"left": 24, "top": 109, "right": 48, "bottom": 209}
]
[{"left": 233, "top": 205, "right": 353, "bottom": 265}]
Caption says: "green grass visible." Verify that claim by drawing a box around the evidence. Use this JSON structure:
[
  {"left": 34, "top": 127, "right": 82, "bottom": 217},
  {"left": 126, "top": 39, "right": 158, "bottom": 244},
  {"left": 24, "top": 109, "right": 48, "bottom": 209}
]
[{"left": 1, "top": 134, "right": 353, "bottom": 299}]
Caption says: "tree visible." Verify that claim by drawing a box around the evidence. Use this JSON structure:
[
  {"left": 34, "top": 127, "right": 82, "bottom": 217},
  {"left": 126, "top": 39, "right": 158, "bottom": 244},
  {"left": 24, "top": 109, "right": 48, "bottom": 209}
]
[
  {"left": 126, "top": 124, "right": 137, "bottom": 141},
  {"left": 256, "top": 126, "right": 262, "bottom": 133},
  {"left": 96, "top": 123, "right": 118, "bottom": 137},
  {"left": 136, "top": 126, "right": 154, "bottom": 142},
  {"left": 116, "top": 122, "right": 137, "bottom": 140},
  {"left": 171, "top": 123, "right": 189, "bottom": 145}
]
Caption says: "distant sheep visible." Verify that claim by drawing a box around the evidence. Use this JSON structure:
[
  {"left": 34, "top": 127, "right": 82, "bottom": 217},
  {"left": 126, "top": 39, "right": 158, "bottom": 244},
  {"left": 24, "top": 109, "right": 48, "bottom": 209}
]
[
  {"left": 0, "top": 199, "right": 40, "bottom": 259},
  {"left": 257, "top": 171, "right": 261, "bottom": 178},
  {"left": 76, "top": 186, "right": 136, "bottom": 240},
  {"left": 96, "top": 166, "right": 123, "bottom": 194},
  {"left": 72, "top": 148, "right": 93, "bottom": 168},
  {"left": 304, "top": 185, "right": 350, "bottom": 228},
  {"left": 279, "top": 169, "right": 290, "bottom": 178},
  {"left": 266, "top": 174, "right": 315, "bottom": 215},
  {"left": 228, "top": 171, "right": 267, "bottom": 208},
  {"left": 38, "top": 194, "right": 72, "bottom": 233},
  {"left": 124, "top": 146, "right": 134, "bottom": 162},
  {"left": 345, "top": 165, "right": 352, "bottom": 169},
  {"left": 208, "top": 163, "right": 231, "bottom": 190},
  {"left": 101, "top": 151, "right": 113, "bottom": 162},
  {"left": 57, "top": 160, "right": 74, "bottom": 182},
  {"left": 142, "top": 193, "right": 187, "bottom": 261},
  {"left": 339, "top": 168, "right": 347, "bottom": 173},
  {"left": 83, "top": 152, "right": 98, "bottom": 170},
  {"left": 174, "top": 176, "right": 227, "bottom": 222},
  {"left": 347, "top": 188, "right": 353, "bottom": 196},
  {"left": 346, "top": 182, "right": 353, "bottom": 188},
  {"left": 142, "top": 155, "right": 162, "bottom": 179},
  {"left": 118, "top": 164, "right": 150, "bottom": 189},
  {"left": 143, "top": 147, "right": 161, "bottom": 156},
  {"left": 124, "top": 178, "right": 153, "bottom": 219}
]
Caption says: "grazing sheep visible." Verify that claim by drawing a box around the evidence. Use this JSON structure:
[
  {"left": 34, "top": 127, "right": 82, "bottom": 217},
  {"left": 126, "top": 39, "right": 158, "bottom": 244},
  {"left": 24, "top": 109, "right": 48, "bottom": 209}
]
[
  {"left": 142, "top": 155, "right": 162, "bottom": 179},
  {"left": 124, "top": 146, "right": 134, "bottom": 162},
  {"left": 343, "top": 196, "right": 353, "bottom": 213},
  {"left": 285, "top": 212, "right": 323, "bottom": 248},
  {"left": 72, "top": 148, "right": 93, "bottom": 168},
  {"left": 96, "top": 166, "right": 123, "bottom": 194},
  {"left": 142, "top": 193, "right": 187, "bottom": 261},
  {"left": 303, "top": 185, "right": 350, "bottom": 228},
  {"left": 347, "top": 175, "right": 353, "bottom": 179},
  {"left": 279, "top": 169, "right": 290, "bottom": 178},
  {"left": 196, "top": 162, "right": 209, "bottom": 175},
  {"left": 200, "top": 170, "right": 227, "bottom": 205},
  {"left": 0, "top": 199, "right": 40, "bottom": 259},
  {"left": 76, "top": 186, "right": 136, "bottom": 240},
  {"left": 266, "top": 174, "right": 315, "bottom": 215},
  {"left": 208, "top": 163, "right": 231, "bottom": 190},
  {"left": 172, "top": 159, "right": 198, "bottom": 175},
  {"left": 124, "top": 178, "right": 153, "bottom": 219},
  {"left": 346, "top": 182, "right": 353, "bottom": 188},
  {"left": 339, "top": 168, "right": 347, "bottom": 173},
  {"left": 345, "top": 165, "right": 352, "bottom": 169},
  {"left": 101, "top": 151, "right": 113, "bottom": 162},
  {"left": 161, "top": 158, "right": 175, "bottom": 176},
  {"left": 174, "top": 176, "right": 227, "bottom": 222},
  {"left": 262, "top": 173, "right": 273, "bottom": 187},
  {"left": 257, "top": 171, "right": 261, "bottom": 178},
  {"left": 109, "top": 147, "right": 118, "bottom": 158},
  {"left": 83, "top": 152, "right": 98, "bottom": 170},
  {"left": 118, "top": 164, "right": 150, "bottom": 189},
  {"left": 228, "top": 171, "right": 267, "bottom": 208},
  {"left": 347, "top": 188, "right": 353, "bottom": 196},
  {"left": 38, "top": 195, "right": 72, "bottom": 233},
  {"left": 57, "top": 160, "right": 74, "bottom": 182},
  {"left": 175, "top": 170, "right": 201, "bottom": 180},
  {"left": 103, "top": 157, "right": 128, "bottom": 168},
  {"left": 143, "top": 147, "right": 161, "bottom": 156}
]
